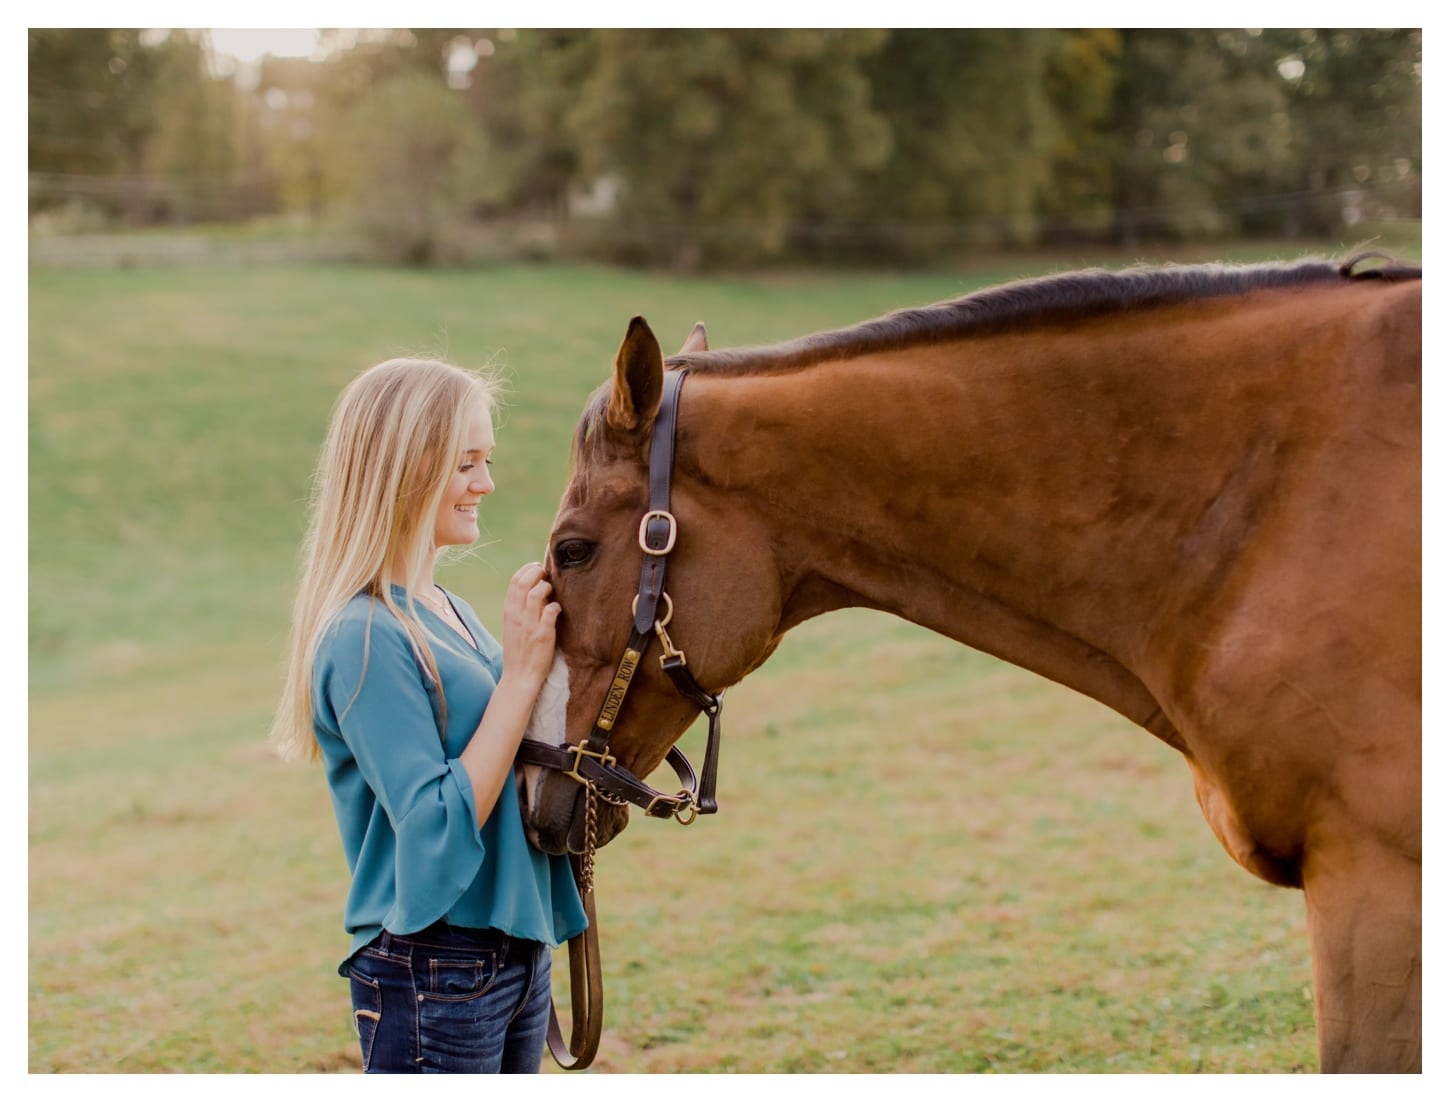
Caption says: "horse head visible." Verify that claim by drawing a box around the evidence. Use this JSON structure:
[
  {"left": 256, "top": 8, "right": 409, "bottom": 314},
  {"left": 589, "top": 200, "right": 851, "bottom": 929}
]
[{"left": 518, "top": 317, "right": 785, "bottom": 855}]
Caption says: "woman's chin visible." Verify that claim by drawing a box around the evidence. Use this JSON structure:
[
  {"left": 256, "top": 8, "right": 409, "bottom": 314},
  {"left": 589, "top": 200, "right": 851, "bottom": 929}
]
[{"left": 438, "top": 525, "right": 479, "bottom": 548}]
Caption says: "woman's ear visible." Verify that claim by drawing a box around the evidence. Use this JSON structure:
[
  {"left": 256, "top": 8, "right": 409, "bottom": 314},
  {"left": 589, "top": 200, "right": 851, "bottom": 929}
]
[{"left": 605, "top": 316, "right": 664, "bottom": 433}]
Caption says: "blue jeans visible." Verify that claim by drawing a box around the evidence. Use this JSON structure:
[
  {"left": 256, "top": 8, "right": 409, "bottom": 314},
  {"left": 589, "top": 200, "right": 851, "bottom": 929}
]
[{"left": 347, "top": 923, "right": 551, "bottom": 1073}]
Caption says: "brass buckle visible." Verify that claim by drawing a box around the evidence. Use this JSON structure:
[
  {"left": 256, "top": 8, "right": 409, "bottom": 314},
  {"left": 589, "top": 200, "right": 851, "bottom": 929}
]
[
  {"left": 564, "top": 743, "right": 617, "bottom": 787},
  {"left": 644, "top": 790, "right": 699, "bottom": 824},
  {"left": 631, "top": 593, "right": 684, "bottom": 662},
  {"left": 638, "top": 510, "right": 678, "bottom": 555},
  {"left": 631, "top": 591, "right": 674, "bottom": 629}
]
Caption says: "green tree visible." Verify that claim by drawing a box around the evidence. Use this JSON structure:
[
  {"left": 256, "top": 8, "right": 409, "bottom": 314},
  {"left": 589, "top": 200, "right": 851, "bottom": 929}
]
[
  {"left": 1265, "top": 28, "right": 1421, "bottom": 237},
  {"left": 312, "top": 28, "right": 434, "bottom": 103},
  {"left": 1107, "top": 29, "right": 1298, "bottom": 245},
  {"left": 1037, "top": 29, "right": 1123, "bottom": 242},
  {"left": 29, "top": 28, "right": 225, "bottom": 222},
  {"left": 465, "top": 29, "right": 592, "bottom": 217},
  {"left": 258, "top": 28, "right": 489, "bottom": 223},
  {"left": 844, "top": 29, "right": 1067, "bottom": 258},
  {"left": 324, "top": 70, "right": 498, "bottom": 263},
  {"left": 29, "top": 29, "right": 166, "bottom": 183},
  {"left": 561, "top": 29, "right": 892, "bottom": 268},
  {"left": 144, "top": 31, "right": 243, "bottom": 221},
  {"left": 248, "top": 54, "right": 336, "bottom": 219}
]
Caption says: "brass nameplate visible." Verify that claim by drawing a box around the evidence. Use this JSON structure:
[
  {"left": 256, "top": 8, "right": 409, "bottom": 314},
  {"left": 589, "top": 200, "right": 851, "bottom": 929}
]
[{"left": 597, "top": 648, "right": 641, "bottom": 731}]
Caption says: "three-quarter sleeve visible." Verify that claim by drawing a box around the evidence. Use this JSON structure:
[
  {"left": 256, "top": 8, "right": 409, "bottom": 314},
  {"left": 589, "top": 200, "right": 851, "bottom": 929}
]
[{"left": 315, "top": 607, "right": 487, "bottom": 934}]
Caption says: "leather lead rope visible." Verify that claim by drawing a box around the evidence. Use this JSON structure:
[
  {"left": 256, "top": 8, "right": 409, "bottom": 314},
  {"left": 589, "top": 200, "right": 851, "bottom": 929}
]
[
  {"left": 543, "top": 863, "right": 602, "bottom": 1069},
  {"left": 543, "top": 795, "right": 605, "bottom": 1069}
]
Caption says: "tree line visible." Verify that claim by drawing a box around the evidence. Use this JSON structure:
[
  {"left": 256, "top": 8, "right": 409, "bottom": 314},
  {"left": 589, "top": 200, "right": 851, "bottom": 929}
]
[{"left": 28, "top": 28, "right": 1422, "bottom": 267}]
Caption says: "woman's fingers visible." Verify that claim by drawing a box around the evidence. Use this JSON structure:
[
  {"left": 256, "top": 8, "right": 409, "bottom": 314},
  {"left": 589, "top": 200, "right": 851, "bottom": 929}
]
[
  {"left": 507, "top": 569, "right": 557, "bottom": 630},
  {"left": 506, "top": 564, "right": 547, "bottom": 606},
  {"left": 503, "top": 566, "right": 559, "bottom": 660},
  {"left": 511, "top": 561, "right": 546, "bottom": 590},
  {"left": 496, "top": 564, "right": 561, "bottom": 685}
]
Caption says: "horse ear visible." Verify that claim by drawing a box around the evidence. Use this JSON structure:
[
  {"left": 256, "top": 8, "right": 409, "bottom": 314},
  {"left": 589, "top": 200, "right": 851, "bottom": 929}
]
[
  {"left": 606, "top": 316, "right": 664, "bottom": 433},
  {"left": 677, "top": 322, "right": 709, "bottom": 355}
]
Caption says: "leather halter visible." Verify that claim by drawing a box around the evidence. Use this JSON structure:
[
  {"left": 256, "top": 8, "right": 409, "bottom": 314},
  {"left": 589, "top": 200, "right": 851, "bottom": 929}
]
[{"left": 517, "top": 367, "right": 725, "bottom": 831}]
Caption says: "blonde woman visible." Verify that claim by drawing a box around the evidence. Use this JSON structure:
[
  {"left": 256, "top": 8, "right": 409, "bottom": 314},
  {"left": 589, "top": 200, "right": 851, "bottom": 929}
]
[{"left": 272, "top": 358, "right": 585, "bottom": 1073}]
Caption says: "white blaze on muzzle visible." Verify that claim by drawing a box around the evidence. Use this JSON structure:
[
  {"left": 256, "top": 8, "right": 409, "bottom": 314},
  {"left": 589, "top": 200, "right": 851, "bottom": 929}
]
[{"left": 518, "top": 651, "right": 570, "bottom": 836}]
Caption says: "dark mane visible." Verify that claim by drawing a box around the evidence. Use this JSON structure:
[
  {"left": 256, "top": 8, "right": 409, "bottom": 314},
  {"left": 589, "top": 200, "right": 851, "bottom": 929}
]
[
  {"left": 665, "top": 252, "right": 1421, "bottom": 376},
  {"left": 569, "top": 252, "right": 1420, "bottom": 478}
]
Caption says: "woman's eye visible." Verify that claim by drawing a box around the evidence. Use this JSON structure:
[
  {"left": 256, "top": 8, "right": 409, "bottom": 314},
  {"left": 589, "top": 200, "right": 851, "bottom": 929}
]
[{"left": 554, "top": 539, "right": 595, "bottom": 568}]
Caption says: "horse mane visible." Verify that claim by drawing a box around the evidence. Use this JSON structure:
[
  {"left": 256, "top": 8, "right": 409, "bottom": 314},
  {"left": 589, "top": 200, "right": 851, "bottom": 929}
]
[
  {"left": 568, "top": 252, "right": 1421, "bottom": 479},
  {"left": 664, "top": 252, "right": 1422, "bottom": 377}
]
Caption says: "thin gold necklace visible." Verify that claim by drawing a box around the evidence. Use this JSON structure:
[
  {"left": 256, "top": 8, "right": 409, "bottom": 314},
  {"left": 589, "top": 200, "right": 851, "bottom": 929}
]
[
  {"left": 418, "top": 584, "right": 477, "bottom": 649},
  {"left": 418, "top": 584, "right": 452, "bottom": 617}
]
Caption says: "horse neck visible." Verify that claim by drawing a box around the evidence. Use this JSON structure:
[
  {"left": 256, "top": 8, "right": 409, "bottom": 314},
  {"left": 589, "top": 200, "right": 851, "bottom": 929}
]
[{"left": 677, "top": 295, "right": 1336, "bottom": 730}]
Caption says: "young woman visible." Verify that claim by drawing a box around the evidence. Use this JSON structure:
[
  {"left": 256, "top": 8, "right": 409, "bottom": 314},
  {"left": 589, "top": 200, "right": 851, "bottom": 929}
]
[{"left": 271, "top": 357, "right": 586, "bottom": 1073}]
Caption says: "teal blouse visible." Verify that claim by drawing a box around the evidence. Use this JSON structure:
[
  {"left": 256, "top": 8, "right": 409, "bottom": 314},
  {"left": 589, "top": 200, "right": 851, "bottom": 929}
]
[{"left": 312, "top": 584, "right": 587, "bottom": 975}]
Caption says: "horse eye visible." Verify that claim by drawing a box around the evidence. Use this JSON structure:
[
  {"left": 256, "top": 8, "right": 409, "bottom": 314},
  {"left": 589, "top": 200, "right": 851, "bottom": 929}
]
[{"left": 553, "top": 538, "right": 595, "bottom": 569}]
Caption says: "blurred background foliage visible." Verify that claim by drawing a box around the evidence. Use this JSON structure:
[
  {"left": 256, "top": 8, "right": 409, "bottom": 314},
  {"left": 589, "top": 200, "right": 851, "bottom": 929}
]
[{"left": 28, "top": 27, "right": 1421, "bottom": 269}]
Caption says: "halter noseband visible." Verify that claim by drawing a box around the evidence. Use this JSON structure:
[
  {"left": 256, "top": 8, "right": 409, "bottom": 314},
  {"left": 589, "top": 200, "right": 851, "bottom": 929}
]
[{"left": 517, "top": 369, "right": 724, "bottom": 846}]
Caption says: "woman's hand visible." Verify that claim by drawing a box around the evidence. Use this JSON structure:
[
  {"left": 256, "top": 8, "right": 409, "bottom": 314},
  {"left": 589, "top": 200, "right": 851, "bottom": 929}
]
[
  {"left": 500, "top": 561, "right": 560, "bottom": 690},
  {"left": 460, "top": 563, "right": 561, "bottom": 825}
]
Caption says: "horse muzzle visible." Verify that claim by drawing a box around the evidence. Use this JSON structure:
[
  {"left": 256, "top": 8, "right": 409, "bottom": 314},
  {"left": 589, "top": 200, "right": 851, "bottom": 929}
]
[{"left": 522, "top": 767, "right": 631, "bottom": 855}]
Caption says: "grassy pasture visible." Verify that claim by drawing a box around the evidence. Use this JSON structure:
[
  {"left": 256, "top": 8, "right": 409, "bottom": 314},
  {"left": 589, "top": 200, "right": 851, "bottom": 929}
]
[{"left": 30, "top": 245, "right": 1401, "bottom": 1074}]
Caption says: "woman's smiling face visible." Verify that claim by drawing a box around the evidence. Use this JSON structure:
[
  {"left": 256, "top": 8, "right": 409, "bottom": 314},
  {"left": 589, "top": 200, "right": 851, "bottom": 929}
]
[{"left": 433, "top": 396, "right": 496, "bottom": 549}]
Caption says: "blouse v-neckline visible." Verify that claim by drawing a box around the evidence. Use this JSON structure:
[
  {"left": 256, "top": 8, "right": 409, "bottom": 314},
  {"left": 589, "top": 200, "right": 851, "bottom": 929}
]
[
  {"left": 391, "top": 583, "right": 479, "bottom": 652},
  {"left": 429, "top": 589, "right": 479, "bottom": 651}
]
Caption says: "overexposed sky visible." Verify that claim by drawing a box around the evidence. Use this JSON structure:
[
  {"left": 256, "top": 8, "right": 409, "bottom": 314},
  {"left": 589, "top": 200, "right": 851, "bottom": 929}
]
[{"left": 206, "top": 28, "right": 322, "bottom": 63}]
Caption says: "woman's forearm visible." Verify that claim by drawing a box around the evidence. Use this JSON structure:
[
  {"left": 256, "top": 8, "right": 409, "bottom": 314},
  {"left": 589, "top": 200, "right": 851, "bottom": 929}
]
[{"left": 458, "top": 673, "right": 543, "bottom": 828}]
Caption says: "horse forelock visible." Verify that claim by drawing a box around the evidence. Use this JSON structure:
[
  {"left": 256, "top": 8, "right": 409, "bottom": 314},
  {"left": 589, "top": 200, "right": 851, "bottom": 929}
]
[
  {"left": 662, "top": 252, "right": 1421, "bottom": 377},
  {"left": 567, "top": 378, "right": 651, "bottom": 507}
]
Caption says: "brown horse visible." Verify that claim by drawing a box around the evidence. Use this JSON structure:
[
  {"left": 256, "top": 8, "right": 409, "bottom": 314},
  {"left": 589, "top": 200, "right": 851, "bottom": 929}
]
[{"left": 518, "top": 256, "right": 1421, "bottom": 1072}]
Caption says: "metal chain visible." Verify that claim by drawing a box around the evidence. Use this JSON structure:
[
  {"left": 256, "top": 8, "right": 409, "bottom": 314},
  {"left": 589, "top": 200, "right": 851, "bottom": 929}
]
[{"left": 580, "top": 781, "right": 599, "bottom": 894}]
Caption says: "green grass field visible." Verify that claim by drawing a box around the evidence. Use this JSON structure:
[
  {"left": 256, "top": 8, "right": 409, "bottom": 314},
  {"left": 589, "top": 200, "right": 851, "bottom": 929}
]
[{"left": 31, "top": 242, "right": 1414, "bottom": 1073}]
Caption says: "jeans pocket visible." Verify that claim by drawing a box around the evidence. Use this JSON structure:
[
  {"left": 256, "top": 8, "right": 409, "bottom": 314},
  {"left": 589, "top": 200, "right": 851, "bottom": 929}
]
[
  {"left": 419, "top": 950, "right": 499, "bottom": 1002},
  {"left": 349, "top": 971, "right": 383, "bottom": 1072}
]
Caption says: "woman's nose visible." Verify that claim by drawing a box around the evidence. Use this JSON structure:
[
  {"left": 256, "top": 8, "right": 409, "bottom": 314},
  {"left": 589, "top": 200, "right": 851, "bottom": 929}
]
[{"left": 471, "top": 469, "right": 495, "bottom": 495}]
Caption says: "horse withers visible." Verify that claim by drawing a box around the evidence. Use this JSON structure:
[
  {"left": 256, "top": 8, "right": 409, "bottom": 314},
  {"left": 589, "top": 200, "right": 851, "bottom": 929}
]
[{"left": 518, "top": 256, "right": 1421, "bottom": 1072}]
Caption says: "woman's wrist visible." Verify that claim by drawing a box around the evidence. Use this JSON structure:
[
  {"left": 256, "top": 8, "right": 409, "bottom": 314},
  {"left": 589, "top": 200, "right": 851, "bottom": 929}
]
[{"left": 495, "top": 667, "right": 546, "bottom": 701}]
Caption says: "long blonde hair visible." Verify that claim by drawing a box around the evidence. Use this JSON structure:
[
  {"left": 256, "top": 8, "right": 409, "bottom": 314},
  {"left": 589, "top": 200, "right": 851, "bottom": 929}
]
[{"left": 270, "top": 357, "right": 501, "bottom": 762}]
